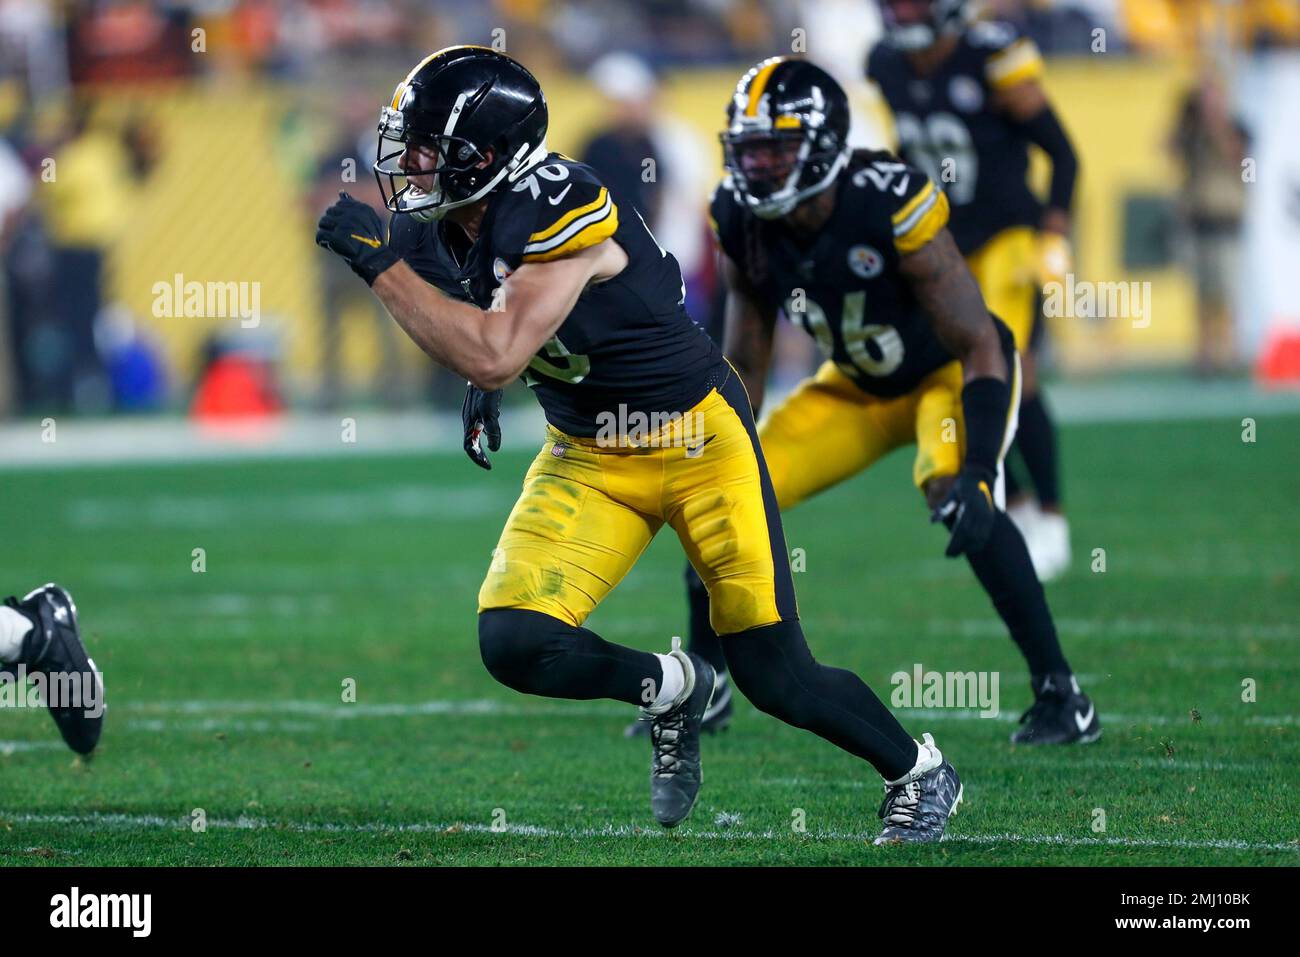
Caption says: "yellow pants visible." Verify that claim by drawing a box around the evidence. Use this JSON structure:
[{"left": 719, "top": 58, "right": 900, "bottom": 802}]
[
  {"left": 759, "top": 357, "right": 1020, "bottom": 511},
  {"left": 479, "top": 375, "right": 798, "bottom": 636},
  {"left": 965, "top": 226, "right": 1038, "bottom": 352}
]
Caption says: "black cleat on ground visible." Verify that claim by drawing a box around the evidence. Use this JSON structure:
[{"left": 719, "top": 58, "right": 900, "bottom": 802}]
[
  {"left": 3, "top": 584, "right": 104, "bottom": 755},
  {"left": 625, "top": 669, "right": 732, "bottom": 738},
  {"left": 874, "top": 733, "right": 963, "bottom": 845},
  {"left": 1011, "top": 674, "right": 1101, "bottom": 745},
  {"left": 647, "top": 641, "right": 715, "bottom": 828}
]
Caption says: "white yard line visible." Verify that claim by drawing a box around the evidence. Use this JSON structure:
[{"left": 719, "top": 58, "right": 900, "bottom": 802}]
[
  {"left": 0, "top": 810, "right": 1293, "bottom": 853},
  {"left": 107, "top": 698, "right": 1295, "bottom": 728},
  {"left": 927, "top": 617, "right": 1300, "bottom": 643},
  {"left": 122, "top": 698, "right": 628, "bottom": 719},
  {"left": 0, "top": 741, "right": 65, "bottom": 755}
]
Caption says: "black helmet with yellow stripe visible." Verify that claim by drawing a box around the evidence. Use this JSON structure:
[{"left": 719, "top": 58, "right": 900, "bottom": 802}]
[
  {"left": 721, "top": 57, "right": 851, "bottom": 220},
  {"left": 374, "top": 46, "right": 549, "bottom": 222}
]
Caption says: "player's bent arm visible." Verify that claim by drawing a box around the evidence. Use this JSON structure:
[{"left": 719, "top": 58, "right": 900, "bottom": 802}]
[
  {"left": 372, "top": 240, "right": 626, "bottom": 391},
  {"left": 719, "top": 251, "right": 778, "bottom": 414},
  {"left": 902, "top": 228, "right": 1011, "bottom": 490},
  {"left": 995, "top": 79, "right": 1078, "bottom": 233},
  {"left": 899, "top": 228, "right": 1005, "bottom": 384}
]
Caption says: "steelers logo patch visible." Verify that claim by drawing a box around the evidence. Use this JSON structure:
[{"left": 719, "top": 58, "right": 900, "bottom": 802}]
[
  {"left": 493, "top": 257, "right": 514, "bottom": 283},
  {"left": 949, "top": 75, "right": 984, "bottom": 113},
  {"left": 847, "top": 245, "right": 884, "bottom": 280}
]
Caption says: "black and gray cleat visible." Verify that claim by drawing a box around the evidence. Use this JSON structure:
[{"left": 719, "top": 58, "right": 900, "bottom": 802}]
[
  {"left": 645, "top": 638, "right": 715, "bottom": 828},
  {"left": 3, "top": 584, "right": 104, "bottom": 755},
  {"left": 625, "top": 668, "right": 732, "bottom": 738},
  {"left": 1011, "top": 673, "right": 1101, "bottom": 745},
  {"left": 874, "top": 733, "right": 962, "bottom": 845}
]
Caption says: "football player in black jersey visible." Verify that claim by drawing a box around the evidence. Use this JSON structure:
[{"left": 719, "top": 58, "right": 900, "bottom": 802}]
[
  {"left": 867, "top": 0, "right": 1079, "bottom": 581},
  {"left": 650, "top": 56, "right": 1098, "bottom": 746},
  {"left": 316, "top": 46, "right": 962, "bottom": 843}
]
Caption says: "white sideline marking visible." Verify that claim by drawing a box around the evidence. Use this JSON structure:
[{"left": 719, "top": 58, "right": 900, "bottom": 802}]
[
  {"left": 2, "top": 385, "right": 1297, "bottom": 469},
  {"left": 1, "top": 811, "right": 1293, "bottom": 853}
]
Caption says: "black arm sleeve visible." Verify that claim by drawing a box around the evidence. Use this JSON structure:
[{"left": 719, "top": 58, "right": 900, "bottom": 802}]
[
  {"left": 1017, "top": 105, "right": 1078, "bottom": 213},
  {"left": 961, "top": 376, "right": 1011, "bottom": 477}
]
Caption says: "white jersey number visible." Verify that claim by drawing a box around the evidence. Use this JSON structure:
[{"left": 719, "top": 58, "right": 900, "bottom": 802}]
[
  {"left": 895, "top": 112, "right": 978, "bottom": 206},
  {"left": 786, "top": 291, "right": 905, "bottom": 378}
]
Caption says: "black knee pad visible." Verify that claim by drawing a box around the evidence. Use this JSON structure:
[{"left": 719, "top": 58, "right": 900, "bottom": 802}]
[
  {"left": 720, "top": 620, "right": 818, "bottom": 727},
  {"left": 478, "top": 608, "right": 558, "bottom": 693}
]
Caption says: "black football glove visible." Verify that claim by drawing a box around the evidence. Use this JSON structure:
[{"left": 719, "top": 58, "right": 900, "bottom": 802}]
[
  {"left": 462, "top": 383, "right": 503, "bottom": 470},
  {"left": 932, "top": 467, "right": 997, "bottom": 557},
  {"left": 315, "top": 192, "right": 400, "bottom": 286}
]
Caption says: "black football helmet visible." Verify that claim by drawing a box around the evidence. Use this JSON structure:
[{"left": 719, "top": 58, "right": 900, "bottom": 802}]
[
  {"left": 879, "top": 0, "right": 971, "bottom": 51},
  {"left": 721, "top": 57, "right": 850, "bottom": 220},
  {"left": 374, "top": 45, "right": 549, "bottom": 222}
]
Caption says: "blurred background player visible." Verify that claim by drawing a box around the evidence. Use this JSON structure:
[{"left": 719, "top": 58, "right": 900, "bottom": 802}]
[
  {"left": 0, "top": 583, "right": 104, "bottom": 755},
  {"left": 866, "top": 0, "right": 1078, "bottom": 581},
  {"left": 637, "top": 57, "right": 1098, "bottom": 746},
  {"left": 579, "top": 52, "right": 714, "bottom": 327}
]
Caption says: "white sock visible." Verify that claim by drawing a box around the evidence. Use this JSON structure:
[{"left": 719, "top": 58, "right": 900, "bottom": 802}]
[
  {"left": 885, "top": 736, "right": 935, "bottom": 786},
  {"left": 0, "top": 606, "right": 33, "bottom": 663},
  {"left": 648, "top": 652, "right": 685, "bottom": 712}
]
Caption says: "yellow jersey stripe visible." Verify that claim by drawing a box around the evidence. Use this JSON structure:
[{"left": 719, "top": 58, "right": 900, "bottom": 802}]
[
  {"left": 892, "top": 180, "right": 938, "bottom": 232},
  {"left": 744, "top": 58, "right": 785, "bottom": 117},
  {"left": 527, "top": 188, "right": 610, "bottom": 244},
  {"left": 521, "top": 200, "right": 619, "bottom": 263},
  {"left": 985, "top": 38, "right": 1044, "bottom": 89},
  {"left": 893, "top": 186, "right": 950, "bottom": 255}
]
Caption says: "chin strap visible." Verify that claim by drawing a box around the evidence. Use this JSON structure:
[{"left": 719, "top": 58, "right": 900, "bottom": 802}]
[{"left": 749, "top": 146, "right": 850, "bottom": 220}]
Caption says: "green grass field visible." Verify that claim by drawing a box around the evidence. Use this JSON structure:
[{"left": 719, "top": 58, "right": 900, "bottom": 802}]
[{"left": 1, "top": 410, "right": 1297, "bottom": 866}]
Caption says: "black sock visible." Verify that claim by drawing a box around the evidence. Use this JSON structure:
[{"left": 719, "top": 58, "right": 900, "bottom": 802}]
[
  {"left": 683, "top": 563, "right": 728, "bottom": 674},
  {"left": 963, "top": 511, "right": 1071, "bottom": 676},
  {"left": 478, "top": 608, "right": 662, "bottom": 706},
  {"left": 1014, "top": 392, "right": 1062, "bottom": 509},
  {"left": 720, "top": 620, "right": 918, "bottom": 780}
]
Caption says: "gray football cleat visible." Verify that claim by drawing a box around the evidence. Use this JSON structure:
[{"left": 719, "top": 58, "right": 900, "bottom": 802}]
[
  {"left": 874, "top": 733, "right": 962, "bottom": 845},
  {"left": 645, "top": 637, "right": 715, "bottom": 828}
]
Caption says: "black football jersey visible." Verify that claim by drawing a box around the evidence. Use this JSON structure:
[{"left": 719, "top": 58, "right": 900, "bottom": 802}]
[
  {"left": 389, "top": 154, "right": 726, "bottom": 437},
  {"left": 710, "top": 151, "right": 955, "bottom": 399},
  {"left": 866, "top": 20, "right": 1045, "bottom": 254}
]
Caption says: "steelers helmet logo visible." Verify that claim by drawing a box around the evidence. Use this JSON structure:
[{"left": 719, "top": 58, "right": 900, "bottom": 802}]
[
  {"left": 949, "top": 76, "right": 984, "bottom": 113},
  {"left": 848, "top": 245, "right": 884, "bottom": 280},
  {"left": 493, "top": 257, "right": 514, "bottom": 283}
]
